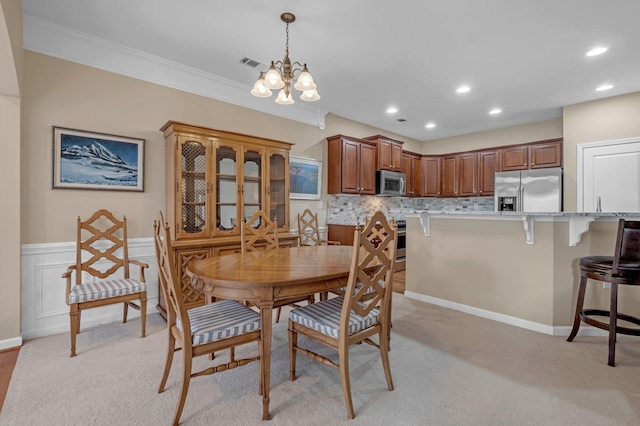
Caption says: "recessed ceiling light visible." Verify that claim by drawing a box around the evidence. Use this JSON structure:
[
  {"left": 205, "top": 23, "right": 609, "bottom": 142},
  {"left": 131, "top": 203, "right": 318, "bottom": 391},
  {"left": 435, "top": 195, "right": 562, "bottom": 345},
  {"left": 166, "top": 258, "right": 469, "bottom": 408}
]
[
  {"left": 386, "top": 107, "right": 398, "bottom": 114},
  {"left": 456, "top": 86, "right": 471, "bottom": 94},
  {"left": 586, "top": 47, "right": 608, "bottom": 57},
  {"left": 489, "top": 108, "right": 502, "bottom": 115},
  {"left": 425, "top": 123, "right": 436, "bottom": 129},
  {"left": 596, "top": 84, "right": 613, "bottom": 91}
]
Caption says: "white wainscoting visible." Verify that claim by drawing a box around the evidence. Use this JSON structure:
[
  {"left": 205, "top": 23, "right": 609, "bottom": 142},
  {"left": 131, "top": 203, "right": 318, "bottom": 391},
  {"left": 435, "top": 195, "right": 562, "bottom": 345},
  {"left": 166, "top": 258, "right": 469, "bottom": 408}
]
[{"left": 21, "top": 238, "right": 158, "bottom": 340}]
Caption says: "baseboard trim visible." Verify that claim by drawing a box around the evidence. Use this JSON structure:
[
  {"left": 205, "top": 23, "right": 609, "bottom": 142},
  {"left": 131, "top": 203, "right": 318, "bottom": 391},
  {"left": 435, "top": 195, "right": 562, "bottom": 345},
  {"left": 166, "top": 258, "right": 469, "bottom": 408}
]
[
  {"left": 404, "top": 291, "right": 608, "bottom": 337},
  {"left": 0, "top": 337, "right": 23, "bottom": 351}
]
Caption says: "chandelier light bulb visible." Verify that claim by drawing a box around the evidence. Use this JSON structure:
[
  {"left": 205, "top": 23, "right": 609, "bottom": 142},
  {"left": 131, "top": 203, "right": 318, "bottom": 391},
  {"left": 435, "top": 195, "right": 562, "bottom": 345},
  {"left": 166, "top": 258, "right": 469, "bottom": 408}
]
[
  {"left": 275, "top": 89, "right": 295, "bottom": 105},
  {"left": 250, "top": 73, "right": 273, "bottom": 97},
  {"left": 300, "top": 89, "right": 321, "bottom": 101},
  {"left": 293, "top": 65, "right": 316, "bottom": 91},
  {"left": 263, "top": 63, "right": 285, "bottom": 89}
]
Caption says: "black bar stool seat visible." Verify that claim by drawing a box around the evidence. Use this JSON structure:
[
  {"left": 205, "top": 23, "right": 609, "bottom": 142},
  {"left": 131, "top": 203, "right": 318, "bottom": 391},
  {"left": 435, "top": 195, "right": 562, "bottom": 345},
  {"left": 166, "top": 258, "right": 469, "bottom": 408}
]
[{"left": 567, "top": 220, "right": 640, "bottom": 366}]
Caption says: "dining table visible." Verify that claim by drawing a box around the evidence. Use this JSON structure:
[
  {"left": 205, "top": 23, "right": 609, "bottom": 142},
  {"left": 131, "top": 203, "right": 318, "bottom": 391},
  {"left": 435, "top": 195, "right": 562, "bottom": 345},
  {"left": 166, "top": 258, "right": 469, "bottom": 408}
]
[{"left": 185, "top": 244, "right": 355, "bottom": 420}]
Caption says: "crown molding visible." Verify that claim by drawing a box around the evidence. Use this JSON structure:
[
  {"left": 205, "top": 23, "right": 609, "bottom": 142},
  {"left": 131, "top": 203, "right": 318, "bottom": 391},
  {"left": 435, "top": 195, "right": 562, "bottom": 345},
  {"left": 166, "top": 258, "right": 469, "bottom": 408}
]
[{"left": 22, "top": 14, "right": 327, "bottom": 129}]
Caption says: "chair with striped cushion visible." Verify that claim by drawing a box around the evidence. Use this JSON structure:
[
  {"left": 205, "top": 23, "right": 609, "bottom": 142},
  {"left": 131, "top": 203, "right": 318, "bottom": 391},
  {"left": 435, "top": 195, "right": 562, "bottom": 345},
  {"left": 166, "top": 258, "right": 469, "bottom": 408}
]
[
  {"left": 62, "top": 209, "right": 149, "bottom": 357},
  {"left": 241, "top": 210, "right": 314, "bottom": 323},
  {"left": 297, "top": 208, "right": 340, "bottom": 247},
  {"left": 154, "top": 211, "right": 262, "bottom": 426},
  {"left": 288, "top": 210, "right": 397, "bottom": 419}
]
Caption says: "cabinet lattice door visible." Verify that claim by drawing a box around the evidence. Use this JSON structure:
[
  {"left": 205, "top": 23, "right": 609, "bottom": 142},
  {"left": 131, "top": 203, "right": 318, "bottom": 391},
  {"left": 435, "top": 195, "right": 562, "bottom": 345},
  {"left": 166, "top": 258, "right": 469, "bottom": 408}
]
[
  {"left": 178, "top": 137, "right": 209, "bottom": 238},
  {"left": 269, "top": 151, "right": 287, "bottom": 227}
]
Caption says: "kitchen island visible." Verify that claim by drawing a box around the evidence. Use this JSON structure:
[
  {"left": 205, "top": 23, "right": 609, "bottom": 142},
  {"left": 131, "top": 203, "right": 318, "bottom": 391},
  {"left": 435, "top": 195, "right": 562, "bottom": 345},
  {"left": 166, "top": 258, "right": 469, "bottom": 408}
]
[{"left": 405, "top": 211, "right": 640, "bottom": 335}]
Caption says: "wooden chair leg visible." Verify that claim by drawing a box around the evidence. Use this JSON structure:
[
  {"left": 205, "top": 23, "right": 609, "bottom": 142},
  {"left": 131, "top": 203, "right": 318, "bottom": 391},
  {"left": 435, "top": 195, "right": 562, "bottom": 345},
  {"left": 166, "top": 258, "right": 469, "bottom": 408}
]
[
  {"left": 158, "top": 332, "right": 175, "bottom": 393},
  {"left": 275, "top": 307, "right": 282, "bottom": 323},
  {"left": 69, "top": 305, "right": 80, "bottom": 357},
  {"left": 379, "top": 329, "right": 394, "bottom": 391},
  {"left": 123, "top": 301, "right": 129, "bottom": 324},
  {"left": 338, "top": 344, "right": 355, "bottom": 419},
  {"left": 141, "top": 294, "right": 147, "bottom": 338},
  {"left": 288, "top": 322, "right": 297, "bottom": 381},
  {"left": 567, "top": 275, "right": 588, "bottom": 342},
  {"left": 608, "top": 283, "right": 619, "bottom": 367},
  {"left": 172, "top": 351, "right": 193, "bottom": 426}
]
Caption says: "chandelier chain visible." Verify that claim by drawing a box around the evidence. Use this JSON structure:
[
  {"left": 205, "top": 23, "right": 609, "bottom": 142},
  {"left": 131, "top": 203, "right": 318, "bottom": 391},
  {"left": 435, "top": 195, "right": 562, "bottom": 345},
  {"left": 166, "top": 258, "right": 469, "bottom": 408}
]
[{"left": 285, "top": 22, "right": 289, "bottom": 56}]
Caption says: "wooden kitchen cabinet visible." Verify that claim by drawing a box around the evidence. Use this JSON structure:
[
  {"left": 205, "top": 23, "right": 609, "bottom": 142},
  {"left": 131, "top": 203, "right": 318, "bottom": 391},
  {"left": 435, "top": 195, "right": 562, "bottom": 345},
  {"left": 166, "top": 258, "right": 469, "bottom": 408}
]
[
  {"left": 327, "top": 135, "right": 377, "bottom": 195},
  {"left": 364, "top": 135, "right": 403, "bottom": 172},
  {"left": 530, "top": 140, "right": 562, "bottom": 169},
  {"left": 458, "top": 152, "right": 479, "bottom": 197},
  {"left": 421, "top": 156, "right": 441, "bottom": 197},
  {"left": 158, "top": 121, "right": 297, "bottom": 319},
  {"left": 501, "top": 139, "right": 562, "bottom": 171},
  {"left": 440, "top": 155, "right": 459, "bottom": 197},
  {"left": 478, "top": 149, "right": 501, "bottom": 196},
  {"left": 401, "top": 151, "right": 423, "bottom": 197},
  {"left": 327, "top": 224, "right": 356, "bottom": 247}
]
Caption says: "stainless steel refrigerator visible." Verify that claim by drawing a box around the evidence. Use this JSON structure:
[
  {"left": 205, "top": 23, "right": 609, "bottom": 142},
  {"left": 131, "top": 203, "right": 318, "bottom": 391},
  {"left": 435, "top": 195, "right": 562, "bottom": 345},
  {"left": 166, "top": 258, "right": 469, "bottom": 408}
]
[{"left": 494, "top": 167, "right": 562, "bottom": 212}]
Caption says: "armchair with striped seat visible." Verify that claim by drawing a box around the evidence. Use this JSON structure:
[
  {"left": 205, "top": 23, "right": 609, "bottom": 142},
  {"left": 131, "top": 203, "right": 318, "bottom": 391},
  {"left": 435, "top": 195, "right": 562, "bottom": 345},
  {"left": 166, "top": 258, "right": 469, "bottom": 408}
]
[{"left": 63, "top": 209, "right": 148, "bottom": 357}]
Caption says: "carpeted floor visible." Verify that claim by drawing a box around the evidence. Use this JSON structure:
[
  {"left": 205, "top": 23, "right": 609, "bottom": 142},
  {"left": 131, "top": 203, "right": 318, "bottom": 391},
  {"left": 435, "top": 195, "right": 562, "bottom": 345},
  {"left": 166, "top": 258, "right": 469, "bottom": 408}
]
[{"left": 1, "top": 294, "right": 639, "bottom": 425}]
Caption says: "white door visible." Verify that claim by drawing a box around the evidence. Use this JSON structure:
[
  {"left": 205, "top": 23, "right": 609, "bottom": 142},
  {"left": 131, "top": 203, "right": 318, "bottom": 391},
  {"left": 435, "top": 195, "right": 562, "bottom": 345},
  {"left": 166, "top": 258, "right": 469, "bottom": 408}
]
[{"left": 579, "top": 138, "right": 640, "bottom": 212}]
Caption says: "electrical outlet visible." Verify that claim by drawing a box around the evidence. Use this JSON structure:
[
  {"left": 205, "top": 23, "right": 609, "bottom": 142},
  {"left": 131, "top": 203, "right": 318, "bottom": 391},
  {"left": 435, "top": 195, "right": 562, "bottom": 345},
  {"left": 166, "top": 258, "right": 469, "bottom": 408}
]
[{"left": 603, "top": 282, "right": 611, "bottom": 289}]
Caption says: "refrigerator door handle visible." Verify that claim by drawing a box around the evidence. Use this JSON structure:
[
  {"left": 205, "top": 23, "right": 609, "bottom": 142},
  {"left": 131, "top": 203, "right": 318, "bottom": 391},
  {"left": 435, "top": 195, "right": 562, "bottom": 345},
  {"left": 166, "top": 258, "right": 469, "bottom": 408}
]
[{"left": 518, "top": 184, "right": 524, "bottom": 211}]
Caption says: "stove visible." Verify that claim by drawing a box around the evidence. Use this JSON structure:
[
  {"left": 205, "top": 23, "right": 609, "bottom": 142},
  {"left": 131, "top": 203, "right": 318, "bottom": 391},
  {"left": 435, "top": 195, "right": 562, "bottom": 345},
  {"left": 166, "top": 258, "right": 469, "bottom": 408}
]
[{"left": 396, "top": 220, "right": 406, "bottom": 260}]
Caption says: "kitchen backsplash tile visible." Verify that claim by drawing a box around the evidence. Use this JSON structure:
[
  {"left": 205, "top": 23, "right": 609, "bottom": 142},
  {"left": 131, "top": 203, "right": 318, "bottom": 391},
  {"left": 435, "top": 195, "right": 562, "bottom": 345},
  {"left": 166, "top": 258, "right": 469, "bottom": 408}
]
[{"left": 327, "top": 195, "right": 494, "bottom": 225}]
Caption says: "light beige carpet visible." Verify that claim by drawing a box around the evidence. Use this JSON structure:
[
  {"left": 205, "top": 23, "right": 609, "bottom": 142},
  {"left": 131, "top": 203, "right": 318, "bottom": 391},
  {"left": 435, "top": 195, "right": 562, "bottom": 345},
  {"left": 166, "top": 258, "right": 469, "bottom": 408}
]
[{"left": 1, "top": 295, "right": 640, "bottom": 425}]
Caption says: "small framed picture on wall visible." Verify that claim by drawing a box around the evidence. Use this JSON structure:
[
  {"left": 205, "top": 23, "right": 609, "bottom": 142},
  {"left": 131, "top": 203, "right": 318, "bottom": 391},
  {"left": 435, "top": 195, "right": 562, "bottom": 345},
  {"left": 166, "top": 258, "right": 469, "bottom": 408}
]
[{"left": 290, "top": 156, "right": 322, "bottom": 200}]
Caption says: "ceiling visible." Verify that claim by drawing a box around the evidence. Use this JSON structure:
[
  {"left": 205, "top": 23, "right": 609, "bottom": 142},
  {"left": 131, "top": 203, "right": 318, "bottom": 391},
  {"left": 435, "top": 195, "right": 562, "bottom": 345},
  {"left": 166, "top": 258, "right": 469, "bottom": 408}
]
[{"left": 20, "top": 0, "right": 640, "bottom": 143}]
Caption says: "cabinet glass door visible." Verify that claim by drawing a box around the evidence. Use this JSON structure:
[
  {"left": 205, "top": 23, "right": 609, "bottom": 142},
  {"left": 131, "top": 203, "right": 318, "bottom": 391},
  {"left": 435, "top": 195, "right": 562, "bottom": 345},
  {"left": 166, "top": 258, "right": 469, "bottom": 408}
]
[
  {"left": 178, "top": 138, "right": 208, "bottom": 238},
  {"left": 268, "top": 151, "right": 288, "bottom": 229},
  {"left": 215, "top": 143, "right": 239, "bottom": 234},
  {"left": 242, "top": 148, "right": 263, "bottom": 224}
]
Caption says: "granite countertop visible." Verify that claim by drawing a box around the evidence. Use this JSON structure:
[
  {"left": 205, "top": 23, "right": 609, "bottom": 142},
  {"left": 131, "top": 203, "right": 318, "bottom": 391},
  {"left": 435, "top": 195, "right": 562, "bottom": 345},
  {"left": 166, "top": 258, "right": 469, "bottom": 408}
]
[{"left": 408, "top": 210, "right": 640, "bottom": 217}]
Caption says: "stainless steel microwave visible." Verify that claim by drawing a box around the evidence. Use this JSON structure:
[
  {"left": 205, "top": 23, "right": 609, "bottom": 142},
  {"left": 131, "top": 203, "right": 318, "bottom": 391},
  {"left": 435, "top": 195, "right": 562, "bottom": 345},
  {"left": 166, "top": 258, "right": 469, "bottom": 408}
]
[{"left": 376, "top": 170, "right": 406, "bottom": 196}]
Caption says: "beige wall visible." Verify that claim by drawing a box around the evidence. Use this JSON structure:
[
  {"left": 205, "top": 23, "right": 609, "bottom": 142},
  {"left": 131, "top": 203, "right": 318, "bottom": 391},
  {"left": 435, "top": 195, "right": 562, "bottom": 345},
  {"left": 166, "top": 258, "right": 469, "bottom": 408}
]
[
  {"left": 419, "top": 118, "right": 563, "bottom": 155},
  {"left": 21, "top": 51, "right": 422, "bottom": 244},
  {"left": 406, "top": 217, "right": 638, "bottom": 328},
  {"left": 0, "top": 0, "right": 21, "bottom": 344},
  {"left": 563, "top": 92, "right": 640, "bottom": 211}
]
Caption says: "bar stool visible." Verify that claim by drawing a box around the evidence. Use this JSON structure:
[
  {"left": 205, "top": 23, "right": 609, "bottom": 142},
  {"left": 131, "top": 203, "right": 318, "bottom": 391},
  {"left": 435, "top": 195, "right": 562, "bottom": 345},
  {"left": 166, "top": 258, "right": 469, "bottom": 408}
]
[{"left": 567, "top": 219, "right": 640, "bottom": 366}]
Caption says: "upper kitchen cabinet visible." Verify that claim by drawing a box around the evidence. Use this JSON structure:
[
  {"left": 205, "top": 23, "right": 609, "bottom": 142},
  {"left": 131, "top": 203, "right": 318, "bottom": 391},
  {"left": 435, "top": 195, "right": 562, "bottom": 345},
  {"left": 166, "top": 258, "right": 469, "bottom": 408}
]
[
  {"left": 401, "top": 151, "right": 423, "bottom": 197},
  {"left": 458, "top": 152, "right": 479, "bottom": 197},
  {"left": 421, "top": 156, "right": 441, "bottom": 197},
  {"left": 478, "top": 149, "right": 501, "bottom": 196},
  {"left": 327, "top": 135, "right": 377, "bottom": 195},
  {"left": 440, "top": 155, "right": 459, "bottom": 197},
  {"left": 501, "top": 139, "right": 562, "bottom": 171},
  {"left": 364, "top": 135, "right": 403, "bottom": 172}
]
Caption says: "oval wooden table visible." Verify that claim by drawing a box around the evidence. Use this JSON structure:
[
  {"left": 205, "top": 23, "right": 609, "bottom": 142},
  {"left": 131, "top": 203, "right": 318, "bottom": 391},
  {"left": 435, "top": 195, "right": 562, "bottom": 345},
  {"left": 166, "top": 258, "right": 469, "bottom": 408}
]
[{"left": 185, "top": 245, "right": 355, "bottom": 420}]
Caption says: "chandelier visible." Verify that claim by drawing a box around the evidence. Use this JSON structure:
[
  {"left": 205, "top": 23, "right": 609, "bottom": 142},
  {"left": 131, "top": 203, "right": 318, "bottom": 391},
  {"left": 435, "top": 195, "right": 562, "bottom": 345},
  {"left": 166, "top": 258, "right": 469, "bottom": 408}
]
[{"left": 250, "top": 12, "right": 320, "bottom": 105}]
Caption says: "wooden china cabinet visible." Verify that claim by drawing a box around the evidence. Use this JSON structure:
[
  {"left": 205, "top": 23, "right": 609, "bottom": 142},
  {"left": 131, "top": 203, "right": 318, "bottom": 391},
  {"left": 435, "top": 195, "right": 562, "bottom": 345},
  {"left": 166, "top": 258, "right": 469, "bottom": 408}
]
[{"left": 158, "top": 121, "right": 296, "bottom": 318}]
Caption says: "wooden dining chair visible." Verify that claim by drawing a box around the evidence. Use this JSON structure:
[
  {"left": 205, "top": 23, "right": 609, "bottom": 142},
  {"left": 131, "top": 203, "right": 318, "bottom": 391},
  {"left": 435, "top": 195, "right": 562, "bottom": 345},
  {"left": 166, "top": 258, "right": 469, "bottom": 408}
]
[
  {"left": 297, "top": 208, "right": 340, "bottom": 247},
  {"left": 62, "top": 209, "right": 148, "bottom": 357},
  {"left": 241, "top": 210, "right": 314, "bottom": 323},
  {"left": 288, "top": 210, "right": 397, "bottom": 419},
  {"left": 240, "top": 210, "right": 280, "bottom": 252},
  {"left": 154, "top": 211, "right": 262, "bottom": 426}
]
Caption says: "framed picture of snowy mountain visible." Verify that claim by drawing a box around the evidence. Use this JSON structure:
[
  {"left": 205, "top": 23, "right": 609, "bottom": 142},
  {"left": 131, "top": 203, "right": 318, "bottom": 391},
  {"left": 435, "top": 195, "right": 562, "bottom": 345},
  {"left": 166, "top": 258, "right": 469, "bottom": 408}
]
[{"left": 52, "top": 127, "right": 144, "bottom": 191}]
